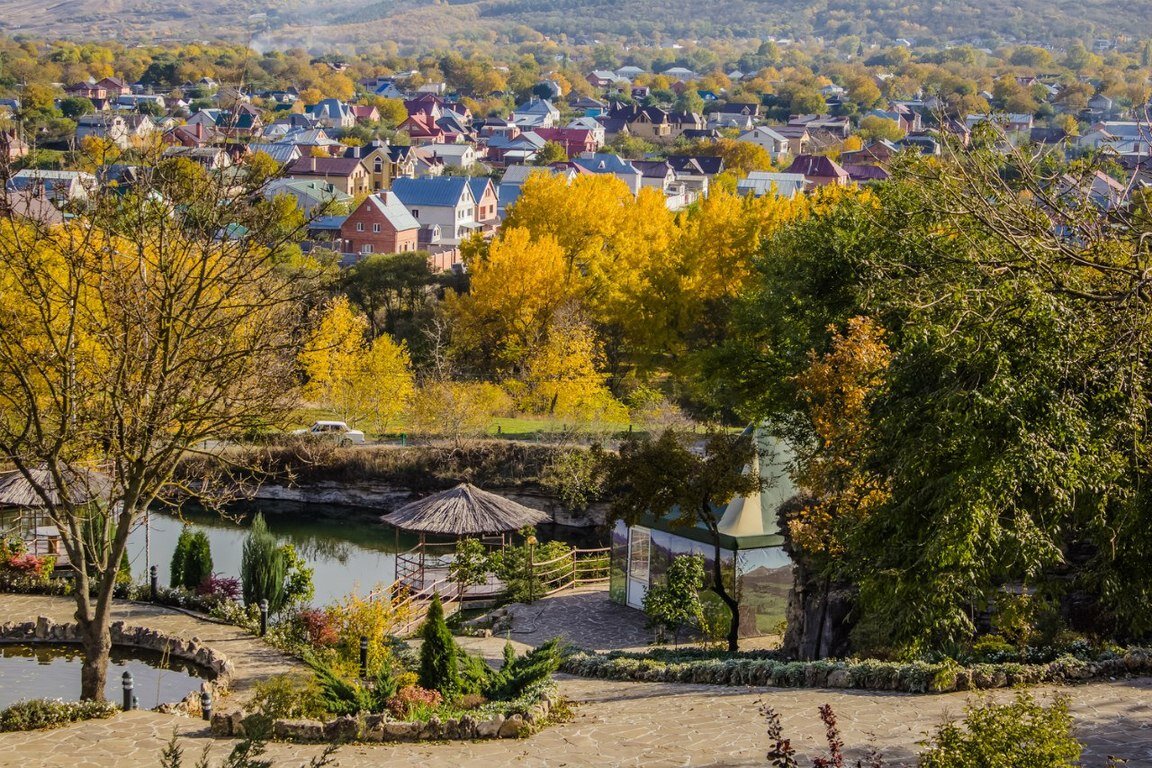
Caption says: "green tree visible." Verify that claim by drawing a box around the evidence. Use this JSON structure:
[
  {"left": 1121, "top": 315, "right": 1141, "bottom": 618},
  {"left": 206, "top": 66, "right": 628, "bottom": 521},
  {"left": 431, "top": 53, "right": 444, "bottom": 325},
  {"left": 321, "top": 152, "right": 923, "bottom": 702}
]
[
  {"left": 642, "top": 553, "right": 708, "bottom": 643},
  {"left": 417, "top": 595, "right": 458, "bottom": 696},
  {"left": 170, "top": 527, "right": 192, "bottom": 589},
  {"left": 241, "top": 514, "right": 287, "bottom": 612},
  {"left": 532, "top": 141, "right": 568, "bottom": 165},
  {"left": 606, "top": 429, "right": 761, "bottom": 651},
  {"left": 58, "top": 97, "right": 94, "bottom": 119},
  {"left": 181, "top": 530, "right": 213, "bottom": 590}
]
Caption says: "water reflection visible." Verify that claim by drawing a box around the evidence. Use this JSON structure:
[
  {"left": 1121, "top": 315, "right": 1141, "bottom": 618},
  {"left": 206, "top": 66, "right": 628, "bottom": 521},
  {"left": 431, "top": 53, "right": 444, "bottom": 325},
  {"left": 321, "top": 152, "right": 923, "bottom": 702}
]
[{"left": 0, "top": 643, "right": 205, "bottom": 708}]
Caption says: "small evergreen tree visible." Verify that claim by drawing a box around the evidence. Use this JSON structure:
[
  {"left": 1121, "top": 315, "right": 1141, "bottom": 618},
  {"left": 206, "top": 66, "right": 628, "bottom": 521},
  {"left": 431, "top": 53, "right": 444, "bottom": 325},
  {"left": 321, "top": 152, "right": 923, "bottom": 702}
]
[
  {"left": 241, "top": 513, "right": 286, "bottom": 611},
  {"left": 418, "top": 595, "right": 458, "bottom": 695},
  {"left": 182, "top": 531, "right": 213, "bottom": 590},
  {"left": 642, "top": 554, "right": 708, "bottom": 644},
  {"left": 170, "top": 527, "right": 192, "bottom": 588}
]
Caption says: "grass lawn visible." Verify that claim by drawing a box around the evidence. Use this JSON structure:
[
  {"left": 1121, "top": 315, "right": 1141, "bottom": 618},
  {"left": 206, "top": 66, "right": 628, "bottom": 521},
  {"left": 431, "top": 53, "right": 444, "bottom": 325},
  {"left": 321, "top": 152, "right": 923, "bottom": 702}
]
[{"left": 285, "top": 408, "right": 637, "bottom": 442}]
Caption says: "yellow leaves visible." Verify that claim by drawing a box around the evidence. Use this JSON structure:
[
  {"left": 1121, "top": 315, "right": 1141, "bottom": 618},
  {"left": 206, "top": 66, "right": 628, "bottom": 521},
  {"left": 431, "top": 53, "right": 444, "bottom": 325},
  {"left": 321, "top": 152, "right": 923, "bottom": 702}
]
[
  {"left": 521, "top": 314, "right": 627, "bottom": 427},
  {"left": 789, "top": 316, "right": 892, "bottom": 556},
  {"left": 451, "top": 226, "right": 572, "bottom": 367},
  {"left": 299, "top": 296, "right": 414, "bottom": 433}
]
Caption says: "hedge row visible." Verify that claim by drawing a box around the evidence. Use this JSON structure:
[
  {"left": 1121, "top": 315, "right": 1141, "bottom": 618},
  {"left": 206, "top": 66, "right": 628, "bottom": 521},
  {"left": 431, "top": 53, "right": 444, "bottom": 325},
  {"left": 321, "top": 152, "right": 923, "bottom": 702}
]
[
  {"left": 560, "top": 648, "right": 1152, "bottom": 693},
  {"left": 0, "top": 699, "right": 119, "bottom": 732}
]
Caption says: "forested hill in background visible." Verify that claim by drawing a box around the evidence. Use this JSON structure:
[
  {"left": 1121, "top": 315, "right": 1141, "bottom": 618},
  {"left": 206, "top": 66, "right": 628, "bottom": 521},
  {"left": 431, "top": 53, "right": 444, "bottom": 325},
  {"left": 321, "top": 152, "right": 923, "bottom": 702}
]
[{"left": 0, "top": 0, "right": 1147, "bottom": 50}]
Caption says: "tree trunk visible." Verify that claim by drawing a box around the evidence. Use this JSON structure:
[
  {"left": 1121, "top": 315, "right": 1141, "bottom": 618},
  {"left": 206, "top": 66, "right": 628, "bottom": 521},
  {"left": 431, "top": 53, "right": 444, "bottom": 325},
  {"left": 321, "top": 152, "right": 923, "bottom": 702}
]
[
  {"left": 79, "top": 617, "right": 112, "bottom": 702},
  {"left": 707, "top": 522, "right": 740, "bottom": 653}
]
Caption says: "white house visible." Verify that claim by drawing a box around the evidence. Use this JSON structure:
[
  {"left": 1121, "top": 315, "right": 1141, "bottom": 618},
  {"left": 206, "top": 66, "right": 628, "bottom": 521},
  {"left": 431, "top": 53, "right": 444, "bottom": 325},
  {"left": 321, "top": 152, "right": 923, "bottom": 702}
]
[
  {"left": 390, "top": 176, "right": 480, "bottom": 248},
  {"left": 738, "top": 126, "right": 791, "bottom": 161}
]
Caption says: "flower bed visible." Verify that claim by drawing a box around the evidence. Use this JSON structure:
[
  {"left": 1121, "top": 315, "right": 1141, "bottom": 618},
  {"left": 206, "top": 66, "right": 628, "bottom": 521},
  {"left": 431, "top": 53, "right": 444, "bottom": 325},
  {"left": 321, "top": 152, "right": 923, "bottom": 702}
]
[
  {"left": 210, "top": 682, "right": 562, "bottom": 743},
  {"left": 560, "top": 647, "right": 1152, "bottom": 693}
]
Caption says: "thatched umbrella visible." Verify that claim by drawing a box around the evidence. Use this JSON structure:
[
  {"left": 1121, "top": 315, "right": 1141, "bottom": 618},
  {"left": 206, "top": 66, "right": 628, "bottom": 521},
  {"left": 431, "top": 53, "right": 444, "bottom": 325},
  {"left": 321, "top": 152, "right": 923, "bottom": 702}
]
[
  {"left": 382, "top": 483, "right": 548, "bottom": 538},
  {"left": 0, "top": 466, "right": 112, "bottom": 508},
  {"left": 383, "top": 483, "right": 550, "bottom": 587}
]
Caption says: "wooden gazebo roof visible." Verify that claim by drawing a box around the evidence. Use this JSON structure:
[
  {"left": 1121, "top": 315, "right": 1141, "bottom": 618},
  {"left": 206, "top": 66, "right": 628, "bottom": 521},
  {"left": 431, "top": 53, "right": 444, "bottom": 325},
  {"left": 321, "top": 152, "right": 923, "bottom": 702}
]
[
  {"left": 0, "top": 466, "right": 112, "bottom": 508},
  {"left": 382, "top": 483, "right": 548, "bottom": 536}
]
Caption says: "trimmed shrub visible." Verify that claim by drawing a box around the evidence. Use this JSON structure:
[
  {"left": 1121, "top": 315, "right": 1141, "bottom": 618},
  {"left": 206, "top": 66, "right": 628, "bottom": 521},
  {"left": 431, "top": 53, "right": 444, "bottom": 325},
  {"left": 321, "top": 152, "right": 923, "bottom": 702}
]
[
  {"left": 418, "top": 595, "right": 458, "bottom": 696},
  {"left": 0, "top": 699, "right": 118, "bottom": 731},
  {"left": 241, "top": 513, "right": 286, "bottom": 612}
]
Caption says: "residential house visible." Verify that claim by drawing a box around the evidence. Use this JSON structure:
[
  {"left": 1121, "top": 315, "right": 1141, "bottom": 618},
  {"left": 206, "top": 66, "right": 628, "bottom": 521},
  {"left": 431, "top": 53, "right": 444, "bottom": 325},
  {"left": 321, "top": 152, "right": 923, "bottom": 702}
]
[
  {"left": 631, "top": 160, "right": 679, "bottom": 193},
  {"left": 351, "top": 105, "right": 380, "bottom": 124},
  {"left": 565, "top": 117, "right": 607, "bottom": 145},
  {"left": 391, "top": 176, "right": 481, "bottom": 249},
  {"left": 0, "top": 130, "right": 29, "bottom": 161},
  {"left": 264, "top": 178, "right": 352, "bottom": 214},
  {"left": 122, "top": 114, "right": 157, "bottom": 144},
  {"left": 344, "top": 141, "right": 394, "bottom": 191},
  {"left": 965, "top": 112, "right": 1034, "bottom": 135},
  {"left": 736, "top": 171, "right": 809, "bottom": 199},
  {"left": 533, "top": 127, "right": 601, "bottom": 157},
  {"left": 1078, "top": 122, "right": 1151, "bottom": 157},
  {"left": 275, "top": 128, "right": 344, "bottom": 154},
  {"left": 615, "top": 66, "right": 645, "bottom": 80},
  {"left": 587, "top": 70, "right": 621, "bottom": 89},
  {"left": 162, "top": 146, "right": 233, "bottom": 170},
  {"left": 666, "top": 155, "right": 722, "bottom": 193},
  {"left": 484, "top": 130, "right": 547, "bottom": 166},
  {"left": 162, "top": 123, "right": 223, "bottom": 148},
  {"left": 285, "top": 156, "right": 371, "bottom": 196},
  {"left": 786, "top": 155, "right": 851, "bottom": 186},
  {"left": 1059, "top": 170, "right": 1129, "bottom": 211},
  {"left": 76, "top": 114, "right": 129, "bottom": 149},
  {"left": 571, "top": 153, "right": 642, "bottom": 194},
  {"left": 510, "top": 99, "right": 561, "bottom": 129},
  {"left": 0, "top": 188, "right": 64, "bottom": 226},
  {"left": 114, "top": 94, "right": 165, "bottom": 112},
  {"left": 9, "top": 170, "right": 97, "bottom": 204},
  {"left": 788, "top": 114, "right": 852, "bottom": 139},
  {"left": 468, "top": 178, "right": 500, "bottom": 231},
  {"left": 307, "top": 99, "right": 356, "bottom": 130},
  {"left": 96, "top": 77, "right": 131, "bottom": 97},
  {"left": 738, "top": 126, "right": 790, "bottom": 160},
  {"left": 775, "top": 125, "right": 811, "bottom": 157},
  {"left": 247, "top": 143, "right": 303, "bottom": 165},
  {"left": 841, "top": 164, "right": 890, "bottom": 183},
  {"left": 569, "top": 96, "right": 607, "bottom": 117},
  {"left": 338, "top": 191, "right": 421, "bottom": 261},
  {"left": 840, "top": 140, "right": 900, "bottom": 166},
  {"left": 414, "top": 143, "right": 479, "bottom": 170},
  {"left": 399, "top": 113, "right": 450, "bottom": 145},
  {"left": 661, "top": 67, "right": 698, "bottom": 82}
]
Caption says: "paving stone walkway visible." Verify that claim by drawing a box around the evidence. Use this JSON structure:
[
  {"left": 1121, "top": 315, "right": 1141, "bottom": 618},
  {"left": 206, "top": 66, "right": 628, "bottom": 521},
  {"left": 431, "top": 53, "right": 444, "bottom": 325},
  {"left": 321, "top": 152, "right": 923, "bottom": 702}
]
[
  {"left": 499, "top": 590, "right": 655, "bottom": 650},
  {"left": 2, "top": 594, "right": 1152, "bottom": 767}
]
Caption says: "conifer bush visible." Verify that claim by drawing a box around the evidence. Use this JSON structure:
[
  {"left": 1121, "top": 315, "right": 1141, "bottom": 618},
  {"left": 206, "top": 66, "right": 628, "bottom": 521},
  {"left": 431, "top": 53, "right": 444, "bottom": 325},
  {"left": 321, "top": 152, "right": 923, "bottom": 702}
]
[{"left": 418, "top": 595, "right": 459, "bottom": 695}]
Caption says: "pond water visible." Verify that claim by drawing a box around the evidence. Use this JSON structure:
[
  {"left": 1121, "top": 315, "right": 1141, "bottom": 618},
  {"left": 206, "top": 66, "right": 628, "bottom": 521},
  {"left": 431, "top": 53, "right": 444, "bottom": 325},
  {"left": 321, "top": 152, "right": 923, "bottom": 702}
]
[
  {"left": 2, "top": 500, "right": 604, "bottom": 607},
  {"left": 125, "top": 502, "right": 416, "bottom": 606},
  {"left": 0, "top": 643, "right": 205, "bottom": 709}
]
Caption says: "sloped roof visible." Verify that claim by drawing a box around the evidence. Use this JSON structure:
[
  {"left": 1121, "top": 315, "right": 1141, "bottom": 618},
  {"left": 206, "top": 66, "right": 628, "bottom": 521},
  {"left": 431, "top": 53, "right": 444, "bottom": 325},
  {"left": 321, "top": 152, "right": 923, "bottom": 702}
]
[
  {"left": 364, "top": 192, "right": 420, "bottom": 231},
  {"left": 382, "top": 483, "right": 548, "bottom": 535},
  {"left": 787, "top": 154, "right": 850, "bottom": 179},
  {"left": 391, "top": 176, "right": 472, "bottom": 208},
  {"left": 0, "top": 466, "right": 112, "bottom": 508}
]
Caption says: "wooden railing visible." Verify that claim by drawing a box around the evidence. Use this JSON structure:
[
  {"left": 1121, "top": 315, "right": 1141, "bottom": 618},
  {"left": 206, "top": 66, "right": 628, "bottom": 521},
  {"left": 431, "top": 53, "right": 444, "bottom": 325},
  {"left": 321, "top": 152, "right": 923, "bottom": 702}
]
[{"left": 379, "top": 542, "right": 612, "bottom": 636}]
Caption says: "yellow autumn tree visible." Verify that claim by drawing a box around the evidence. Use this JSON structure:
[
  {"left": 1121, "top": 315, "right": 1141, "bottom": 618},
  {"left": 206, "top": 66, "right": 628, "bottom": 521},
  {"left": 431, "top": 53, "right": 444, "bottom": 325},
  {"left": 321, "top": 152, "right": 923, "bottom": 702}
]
[
  {"left": 449, "top": 226, "right": 574, "bottom": 369},
  {"left": 521, "top": 314, "right": 627, "bottom": 427},
  {"left": 299, "top": 296, "right": 414, "bottom": 433},
  {"left": 788, "top": 316, "right": 892, "bottom": 557}
]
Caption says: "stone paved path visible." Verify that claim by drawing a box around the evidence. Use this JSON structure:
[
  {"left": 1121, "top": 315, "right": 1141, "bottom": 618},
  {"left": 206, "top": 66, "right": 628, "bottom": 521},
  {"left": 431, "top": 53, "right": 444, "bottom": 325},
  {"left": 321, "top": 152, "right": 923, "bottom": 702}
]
[
  {"left": 499, "top": 591, "right": 656, "bottom": 650},
  {"left": 2, "top": 595, "right": 1152, "bottom": 767}
]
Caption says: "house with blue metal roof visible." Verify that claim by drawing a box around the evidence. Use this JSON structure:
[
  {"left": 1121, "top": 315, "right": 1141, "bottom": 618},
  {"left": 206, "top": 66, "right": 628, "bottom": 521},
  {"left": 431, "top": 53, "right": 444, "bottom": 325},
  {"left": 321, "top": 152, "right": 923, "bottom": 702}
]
[
  {"left": 390, "top": 177, "right": 480, "bottom": 248},
  {"left": 570, "top": 153, "right": 643, "bottom": 194}
]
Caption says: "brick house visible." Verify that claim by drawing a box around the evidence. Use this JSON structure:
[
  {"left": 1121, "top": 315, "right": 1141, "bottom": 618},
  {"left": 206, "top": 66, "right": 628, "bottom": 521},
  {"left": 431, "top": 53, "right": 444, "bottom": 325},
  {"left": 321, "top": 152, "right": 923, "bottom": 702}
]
[
  {"left": 285, "top": 156, "right": 371, "bottom": 196},
  {"left": 339, "top": 191, "right": 421, "bottom": 260}
]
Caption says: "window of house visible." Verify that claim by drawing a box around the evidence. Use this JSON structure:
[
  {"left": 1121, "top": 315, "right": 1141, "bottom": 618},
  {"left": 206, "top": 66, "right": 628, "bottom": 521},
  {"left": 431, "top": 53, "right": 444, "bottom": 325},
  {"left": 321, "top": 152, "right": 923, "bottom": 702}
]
[
  {"left": 411, "top": 209, "right": 419, "bottom": 218},
  {"left": 361, "top": 244, "right": 372, "bottom": 254},
  {"left": 374, "top": 159, "right": 383, "bottom": 173},
  {"left": 373, "top": 223, "right": 381, "bottom": 233},
  {"left": 356, "top": 222, "right": 364, "bottom": 232}
]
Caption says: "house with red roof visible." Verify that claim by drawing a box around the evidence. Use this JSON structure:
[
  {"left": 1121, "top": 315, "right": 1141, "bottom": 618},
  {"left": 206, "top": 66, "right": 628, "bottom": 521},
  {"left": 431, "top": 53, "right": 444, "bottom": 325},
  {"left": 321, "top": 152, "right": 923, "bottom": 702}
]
[
  {"left": 339, "top": 191, "right": 421, "bottom": 260},
  {"left": 786, "top": 154, "right": 851, "bottom": 187}
]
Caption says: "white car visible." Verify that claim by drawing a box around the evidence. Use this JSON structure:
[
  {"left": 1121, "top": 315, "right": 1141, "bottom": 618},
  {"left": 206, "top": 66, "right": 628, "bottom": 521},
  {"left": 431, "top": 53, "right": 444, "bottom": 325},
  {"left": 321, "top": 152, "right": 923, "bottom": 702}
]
[{"left": 293, "top": 420, "right": 366, "bottom": 446}]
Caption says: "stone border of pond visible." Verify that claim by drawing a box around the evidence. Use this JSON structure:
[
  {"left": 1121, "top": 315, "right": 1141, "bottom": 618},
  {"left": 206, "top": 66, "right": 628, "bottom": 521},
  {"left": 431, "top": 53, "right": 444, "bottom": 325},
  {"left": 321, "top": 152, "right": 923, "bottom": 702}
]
[
  {"left": 209, "top": 688, "right": 563, "bottom": 744},
  {"left": 0, "top": 615, "right": 232, "bottom": 712}
]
